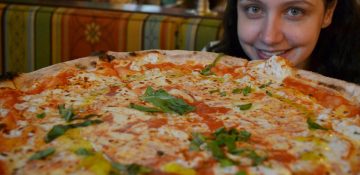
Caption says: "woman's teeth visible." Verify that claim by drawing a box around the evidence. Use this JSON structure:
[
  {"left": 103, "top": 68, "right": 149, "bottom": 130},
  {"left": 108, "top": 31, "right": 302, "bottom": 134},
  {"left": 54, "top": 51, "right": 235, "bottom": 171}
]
[{"left": 261, "top": 50, "right": 285, "bottom": 57}]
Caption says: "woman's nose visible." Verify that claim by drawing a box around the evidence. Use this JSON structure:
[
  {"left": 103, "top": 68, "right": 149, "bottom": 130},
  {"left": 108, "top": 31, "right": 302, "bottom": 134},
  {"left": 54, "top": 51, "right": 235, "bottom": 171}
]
[{"left": 260, "top": 15, "right": 284, "bottom": 46}]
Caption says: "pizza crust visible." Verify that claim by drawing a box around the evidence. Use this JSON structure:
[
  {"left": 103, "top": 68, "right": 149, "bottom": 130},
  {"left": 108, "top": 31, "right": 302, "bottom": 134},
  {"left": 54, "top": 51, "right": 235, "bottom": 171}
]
[
  {"left": 0, "top": 80, "right": 15, "bottom": 89},
  {"left": 296, "top": 70, "right": 360, "bottom": 104},
  {"left": 1, "top": 50, "right": 359, "bottom": 105}
]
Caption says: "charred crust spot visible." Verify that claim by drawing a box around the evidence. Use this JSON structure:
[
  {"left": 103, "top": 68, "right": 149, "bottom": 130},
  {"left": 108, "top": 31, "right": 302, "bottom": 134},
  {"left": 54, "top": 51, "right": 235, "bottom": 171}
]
[
  {"left": 90, "top": 61, "right": 97, "bottom": 68},
  {"left": 0, "top": 123, "right": 6, "bottom": 131},
  {"left": 99, "top": 54, "right": 116, "bottom": 62},
  {"left": 157, "top": 150, "right": 164, "bottom": 156},
  {"left": 0, "top": 72, "right": 19, "bottom": 81},
  {"left": 318, "top": 82, "right": 344, "bottom": 91},
  {"left": 129, "top": 52, "right": 137, "bottom": 56},
  {"left": 75, "top": 64, "right": 87, "bottom": 70}
]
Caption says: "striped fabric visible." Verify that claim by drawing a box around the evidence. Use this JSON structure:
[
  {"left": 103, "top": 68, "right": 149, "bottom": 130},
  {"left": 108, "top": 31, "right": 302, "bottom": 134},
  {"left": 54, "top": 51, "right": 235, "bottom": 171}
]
[{"left": 0, "top": 3, "right": 222, "bottom": 75}]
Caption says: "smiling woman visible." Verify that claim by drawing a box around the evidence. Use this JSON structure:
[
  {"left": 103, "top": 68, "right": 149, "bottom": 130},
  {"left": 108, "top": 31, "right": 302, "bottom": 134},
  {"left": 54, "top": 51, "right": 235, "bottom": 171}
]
[{"left": 208, "top": 0, "right": 360, "bottom": 84}]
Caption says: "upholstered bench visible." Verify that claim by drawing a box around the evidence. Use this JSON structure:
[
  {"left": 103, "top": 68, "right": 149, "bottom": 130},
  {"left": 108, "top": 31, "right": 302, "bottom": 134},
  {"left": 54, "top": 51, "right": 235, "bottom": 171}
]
[{"left": 0, "top": 2, "right": 222, "bottom": 75}]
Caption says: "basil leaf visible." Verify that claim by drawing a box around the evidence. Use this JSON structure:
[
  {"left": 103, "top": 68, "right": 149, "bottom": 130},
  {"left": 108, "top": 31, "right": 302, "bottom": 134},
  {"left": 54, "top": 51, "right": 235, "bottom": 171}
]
[
  {"left": 219, "top": 158, "right": 236, "bottom": 167},
  {"left": 112, "top": 162, "right": 151, "bottom": 175},
  {"left": 232, "top": 88, "right": 242, "bottom": 94},
  {"left": 129, "top": 103, "right": 163, "bottom": 113},
  {"left": 83, "top": 114, "right": 101, "bottom": 119},
  {"left": 220, "top": 92, "right": 227, "bottom": 97},
  {"left": 58, "top": 104, "right": 75, "bottom": 122},
  {"left": 247, "top": 150, "right": 266, "bottom": 166},
  {"left": 230, "top": 148, "right": 266, "bottom": 166},
  {"left": 200, "top": 53, "right": 224, "bottom": 76},
  {"left": 190, "top": 133, "right": 207, "bottom": 151},
  {"left": 307, "top": 118, "right": 328, "bottom": 130},
  {"left": 238, "top": 103, "right": 252, "bottom": 110},
  {"left": 259, "top": 81, "right": 272, "bottom": 89},
  {"left": 45, "top": 125, "right": 70, "bottom": 143},
  {"left": 29, "top": 147, "right": 55, "bottom": 160},
  {"left": 207, "top": 140, "right": 225, "bottom": 159},
  {"left": 71, "top": 119, "right": 103, "bottom": 128},
  {"left": 200, "top": 65, "right": 215, "bottom": 76},
  {"left": 36, "top": 113, "right": 46, "bottom": 119},
  {"left": 242, "top": 86, "right": 252, "bottom": 96},
  {"left": 265, "top": 91, "right": 273, "bottom": 97},
  {"left": 238, "top": 130, "right": 251, "bottom": 142},
  {"left": 236, "top": 170, "right": 247, "bottom": 175},
  {"left": 45, "top": 119, "right": 103, "bottom": 143},
  {"left": 75, "top": 148, "right": 94, "bottom": 156},
  {"left": 140, "top": 87, "right": 195, "bottom": 115}
]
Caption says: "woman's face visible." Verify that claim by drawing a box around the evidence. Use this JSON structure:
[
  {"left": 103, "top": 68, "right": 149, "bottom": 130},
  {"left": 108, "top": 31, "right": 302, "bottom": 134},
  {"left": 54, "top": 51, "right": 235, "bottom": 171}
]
[{"left": 237, "top": 0, "right": 336, "bottom": 67}]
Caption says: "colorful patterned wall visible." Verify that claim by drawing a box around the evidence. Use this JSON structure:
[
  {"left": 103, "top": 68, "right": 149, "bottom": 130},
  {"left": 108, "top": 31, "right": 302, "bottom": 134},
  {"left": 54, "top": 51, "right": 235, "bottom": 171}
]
[{"left": 0, "top": 3, "right": 223, "bottom": 75}]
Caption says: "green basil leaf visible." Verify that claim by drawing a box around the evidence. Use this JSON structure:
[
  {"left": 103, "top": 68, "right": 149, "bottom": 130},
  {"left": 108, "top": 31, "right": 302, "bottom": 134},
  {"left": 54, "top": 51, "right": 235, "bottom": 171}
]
[
  {"left": 45, "top": 120, "right": 103, "bottom": 143},
  {"left": 71, "top": 119, "right": 103, "bottom": 128},
  {"left": 247, "top": 150, "right": 266, "bottom": 166},
  {"left": 75, "top": 148, "right": 94, "bottom": 156},
  {"left": 259, "top": 81, "right": 272, "bottom": 89},
  {"left": 200, "top": 53, "right": 224, "bottom": 76},
  {"left": 265, "top": 91, "right": 273, "bottom": 97},
  {"left": 232, "top": 88, "right": 242, "bottom": 94},
  {"left": 219, "top": 158, "right": 236, "bottom": 167},
  {"left": 230, "top": 148, "right": 266, "bottom": 166},
  {"left": 220, "top": 92, "right": 227, "bottom": 97},
  {"left": 200, "top": 65, "right": 214, "bottom": 76},
  {"left": 36, "top": 113, "right": 46, "bottom": 119},
  {"left": 242, "top": 86, "right": 252, "bottom": 96},
  {"left": 112, "top": 162, "right": 152, "bottom": 175},
  {"left": 307, "top": 118, "right": 328, "bottom": 130},
  {"left": 83, "top": 114, "right": 101, "bottom": 119},
  {"left": 238, "top": 103, "right": 252, "bottom": 111},
  {"left": 236, "top": 170, "right": 247, "bottom": 175},
  {"left": 45, "top": 125, "right": 70, "bottom": 143},
  {"left": 190, "top": 133, "right": 207, "bottom": 151},
  {"left": 214, "top": 127, "right": 226, "bottom": 136},
  {"left": 29, "top": 147, "right": 55, "bottom": 160},
  {"left": 140, "top": 87, "right": 195, "bottom": 115},
  {"left": 58, "top": 104, "right": 75, "bottom": 122},
  {"left": 129, "top": 103, "right": 163, "bottom": 113},
  {"left": 238, "top": 130, "right": 251, "bottom": 142},
  {"left": 207, "top": 140, "right": 225, "bottom": 159}
]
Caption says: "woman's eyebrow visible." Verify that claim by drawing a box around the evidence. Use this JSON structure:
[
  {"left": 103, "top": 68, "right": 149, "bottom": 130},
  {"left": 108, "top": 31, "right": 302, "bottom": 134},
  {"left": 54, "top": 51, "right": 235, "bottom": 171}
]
[{"left": 281, "top": 0, "right": 315, "bottom": 7}]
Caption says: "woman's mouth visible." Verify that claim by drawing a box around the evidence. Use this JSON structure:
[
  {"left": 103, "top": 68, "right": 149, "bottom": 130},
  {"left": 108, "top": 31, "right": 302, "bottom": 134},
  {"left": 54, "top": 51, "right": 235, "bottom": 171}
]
[{"left": 257, "top": 49, "right": 289, "bottom": 60}]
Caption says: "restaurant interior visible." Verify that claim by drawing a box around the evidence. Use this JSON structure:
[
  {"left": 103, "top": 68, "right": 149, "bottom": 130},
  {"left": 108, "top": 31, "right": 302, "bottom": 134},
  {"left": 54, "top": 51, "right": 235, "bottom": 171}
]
[{"left": 0, "top": 0, "right": 226, "bottom": 75}]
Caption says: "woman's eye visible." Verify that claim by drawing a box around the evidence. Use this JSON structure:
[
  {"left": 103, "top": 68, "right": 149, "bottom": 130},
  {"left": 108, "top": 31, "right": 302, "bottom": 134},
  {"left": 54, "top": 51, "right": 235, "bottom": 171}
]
[
  {"left": 286, "top": 8, "right": 304, "bottom": 17},
  {"left": 244, "top": 6, "right": 263, "bottom": 18}
]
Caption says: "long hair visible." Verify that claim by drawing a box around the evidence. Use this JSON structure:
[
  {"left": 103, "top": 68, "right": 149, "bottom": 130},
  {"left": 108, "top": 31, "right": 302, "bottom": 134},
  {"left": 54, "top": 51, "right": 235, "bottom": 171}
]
[{"left": 210, "top": 0, "right": 360, "bottom": 84}]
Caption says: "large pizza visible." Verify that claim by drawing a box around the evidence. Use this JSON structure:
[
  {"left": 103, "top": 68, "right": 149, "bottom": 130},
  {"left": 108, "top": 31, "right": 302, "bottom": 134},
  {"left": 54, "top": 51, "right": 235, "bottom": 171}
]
[{"left": 0, "top": 50, "right": 359, "bottom": 175}]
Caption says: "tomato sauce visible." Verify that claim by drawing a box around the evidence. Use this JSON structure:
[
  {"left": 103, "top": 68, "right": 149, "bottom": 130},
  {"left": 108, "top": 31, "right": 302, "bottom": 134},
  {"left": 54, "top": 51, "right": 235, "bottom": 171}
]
[
  {"left": 0, "top": 88, "right": 22, "bottom": 107},
  {"left": 0, "top": 161, "right": 7, "bottom": 175},
  {"left": 269, "top": 150, "right": 297, "bottom": 163},
  {"left": 192, "top": 102, "right": 229, "bottom": 131},
  {"left": 147, "top": 118, "right": 168, "bottom": 128},
  {"left": 0, "top": 125, "right": 35, "bottom": 152},
  {"left": 284, "top": 77, "right": 360, "bottom": 117},
  {"left": 25, "top": 69, "right": 77, "bottom": 94},
  {"left": 213, "top": 65, "right": 244, "bottom": 78},
  {"left": 106, "top": 86, "right": 120, "bottom": 96},
  {"left": 95, "top": 62, "right": 119, "bottom": 77}
]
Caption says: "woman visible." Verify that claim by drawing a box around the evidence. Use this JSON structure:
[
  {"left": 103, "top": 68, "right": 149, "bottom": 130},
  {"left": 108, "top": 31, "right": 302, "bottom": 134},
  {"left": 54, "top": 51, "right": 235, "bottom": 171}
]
[{"left": 208, "top": 0, "right": 360, "bottom": 84}]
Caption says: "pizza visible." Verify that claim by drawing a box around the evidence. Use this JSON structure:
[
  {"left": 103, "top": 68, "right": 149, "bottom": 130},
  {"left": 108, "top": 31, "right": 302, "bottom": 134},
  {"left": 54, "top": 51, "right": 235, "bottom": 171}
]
[{"left": 0, "top": 50, "right": 359, "bottom": 175}]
